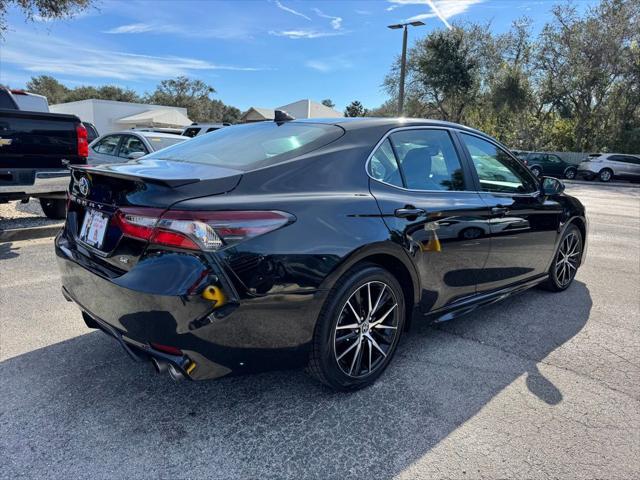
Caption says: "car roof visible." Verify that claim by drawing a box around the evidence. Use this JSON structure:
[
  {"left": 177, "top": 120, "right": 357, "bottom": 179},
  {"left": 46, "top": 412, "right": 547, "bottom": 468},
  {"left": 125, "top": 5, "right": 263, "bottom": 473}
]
[{"left": 290, "top": 117, "right": 492, "bottom": 137}]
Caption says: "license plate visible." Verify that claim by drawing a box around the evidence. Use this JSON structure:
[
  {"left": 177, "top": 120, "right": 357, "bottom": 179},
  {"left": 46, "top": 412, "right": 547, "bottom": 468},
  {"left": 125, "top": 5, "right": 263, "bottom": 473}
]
[{"left": 79, "top": 209, "right": 109, "bottom": 249}]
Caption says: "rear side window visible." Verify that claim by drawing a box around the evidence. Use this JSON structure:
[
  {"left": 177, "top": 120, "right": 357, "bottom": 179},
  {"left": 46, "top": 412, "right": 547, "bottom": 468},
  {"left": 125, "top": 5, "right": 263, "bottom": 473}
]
[
  {"left": 0, "top": 89, "right": 18, "bottom": 109},
  {"left": 389, "top": 129, "right": 465, "bottom": 191},
  {"left": 368, "top": 139, "right": 403, "bottom": 187},
  {"left": 148, "top": 122, "right": 344, "bottom": 170}
]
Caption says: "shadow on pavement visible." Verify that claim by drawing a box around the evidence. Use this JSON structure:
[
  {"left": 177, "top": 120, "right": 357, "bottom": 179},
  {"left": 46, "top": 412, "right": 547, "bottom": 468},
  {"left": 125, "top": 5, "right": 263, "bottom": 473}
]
[
  {"left": 0, "top": 241, "right": 20, "bottom": 260},
  {"left": 1, "top": 281, "right": 591, "bottom": 478}
]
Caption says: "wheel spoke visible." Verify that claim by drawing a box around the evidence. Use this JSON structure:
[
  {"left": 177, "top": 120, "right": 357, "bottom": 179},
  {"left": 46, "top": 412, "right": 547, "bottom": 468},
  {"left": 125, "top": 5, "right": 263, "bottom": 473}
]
[
  {"left": 336, "top": 323, "right": 360, "bottom": 330},
  {"left": 367, "top": 283, "right": 372, "bottom": 317},
  {"left": 367, "top": 334, "right": 387, "bottom": 358},
  {"left": 337, "top": 338, "right": 360, "bottom": 361},
  {"left": 370, "top": 303, "right": 398, "bottom": 328},
  {"left": 349, "top": 339, "right": 363, "bottom": 375},
  {"left": 346, "top": 300, "right": 360, "bottom": 322},
  {"left": 371, "top": 284, "right": 387, "bottom": 317},
  {"left": 367, "top": 338, "right": 372, "bottom": 373},
  {"left": 373, "top": 324, "right": 397, "bottom": 330}
]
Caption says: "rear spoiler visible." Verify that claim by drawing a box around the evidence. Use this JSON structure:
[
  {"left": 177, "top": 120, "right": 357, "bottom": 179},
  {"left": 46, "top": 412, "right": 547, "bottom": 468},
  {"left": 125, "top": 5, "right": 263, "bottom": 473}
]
[{"left": 70, "top": 164, "right": 200, "bottom": 188}]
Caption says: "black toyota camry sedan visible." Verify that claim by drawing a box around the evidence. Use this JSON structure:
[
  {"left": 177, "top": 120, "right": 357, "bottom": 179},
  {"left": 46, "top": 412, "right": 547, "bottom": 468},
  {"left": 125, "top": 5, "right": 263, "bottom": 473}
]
[{"left": 56, "top": 117, "right": 587, "bottom": 390}]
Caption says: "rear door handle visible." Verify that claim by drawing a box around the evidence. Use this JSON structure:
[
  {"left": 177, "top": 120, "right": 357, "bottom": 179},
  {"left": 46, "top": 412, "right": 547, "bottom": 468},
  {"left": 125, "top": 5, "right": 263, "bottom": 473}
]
[
  {"left": 491, "top": 206, "right": 509, "bottom": 216},
  {"left": 394, "top": 207, "right": 426, "bottom": 218}
]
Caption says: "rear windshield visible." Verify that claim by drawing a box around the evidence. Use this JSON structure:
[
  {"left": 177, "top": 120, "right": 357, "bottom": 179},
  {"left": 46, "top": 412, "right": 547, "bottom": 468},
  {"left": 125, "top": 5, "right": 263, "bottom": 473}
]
[
  {"left": 147, "top": 136, "right": 187, "bottom": 150},
  {"left": 146, "top": 122, "right": 344, "bottom": 170}
]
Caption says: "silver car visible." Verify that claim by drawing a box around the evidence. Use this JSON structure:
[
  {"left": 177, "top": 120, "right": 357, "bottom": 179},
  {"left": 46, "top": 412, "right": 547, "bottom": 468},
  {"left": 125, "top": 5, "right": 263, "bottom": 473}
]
[
  {"left": 88, "top": 131, "right": 187, "bottom": 165},
  {"left": 577, "top": 153, "right": 640, "bottom": 182}
]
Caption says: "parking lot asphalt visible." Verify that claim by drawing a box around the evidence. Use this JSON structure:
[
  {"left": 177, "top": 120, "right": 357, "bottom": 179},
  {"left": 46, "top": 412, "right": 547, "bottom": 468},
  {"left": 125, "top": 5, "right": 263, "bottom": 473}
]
[{"left": 1, "top": 183, "right": 639, "bottom": 479}]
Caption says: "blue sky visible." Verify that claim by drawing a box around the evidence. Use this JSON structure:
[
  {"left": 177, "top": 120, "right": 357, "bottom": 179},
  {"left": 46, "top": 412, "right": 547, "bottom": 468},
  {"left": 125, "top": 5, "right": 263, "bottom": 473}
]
[{"left": 1, "top": 0, "right": 598, "bottom": 111}]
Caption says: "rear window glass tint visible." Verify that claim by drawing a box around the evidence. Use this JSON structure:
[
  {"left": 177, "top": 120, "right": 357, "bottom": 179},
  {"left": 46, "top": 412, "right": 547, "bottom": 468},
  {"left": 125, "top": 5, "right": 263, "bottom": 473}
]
[
  {"left": 147, "top": 136, "right": 186, "bottom": 150},
  {"left": 147, "top": 122, "right": 344, "bottom": 171}
]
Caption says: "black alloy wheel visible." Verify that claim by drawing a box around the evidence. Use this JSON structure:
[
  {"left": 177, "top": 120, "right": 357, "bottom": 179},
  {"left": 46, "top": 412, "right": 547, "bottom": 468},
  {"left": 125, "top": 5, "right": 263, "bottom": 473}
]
[
  {"left": 530, "top": 166, "right": 542, "bottom": 177},
  {"left": 541, "top": 225, "right": 582, "bottom": 291},
  {"left": 565, "top": 168, "right": 577, "bottom": 180},
  {"left": 308, "top": 264, "right": 405, "bottom": 390}
]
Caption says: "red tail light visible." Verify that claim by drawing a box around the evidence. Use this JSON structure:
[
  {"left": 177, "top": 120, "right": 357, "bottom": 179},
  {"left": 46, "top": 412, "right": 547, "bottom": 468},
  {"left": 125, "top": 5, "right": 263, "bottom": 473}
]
[
  {"left": 114, "top": 208, "right": 294, "bottom": 251},
  {"left": 76, "top": 123, "right": 88, "bottom": 158}
]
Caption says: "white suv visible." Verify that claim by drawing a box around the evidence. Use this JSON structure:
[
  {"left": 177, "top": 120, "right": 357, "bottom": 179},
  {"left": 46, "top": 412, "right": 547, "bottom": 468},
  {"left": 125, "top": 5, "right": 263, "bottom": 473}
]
[{"left": 577, "top": 153, "right": 640, "bottom": 182}]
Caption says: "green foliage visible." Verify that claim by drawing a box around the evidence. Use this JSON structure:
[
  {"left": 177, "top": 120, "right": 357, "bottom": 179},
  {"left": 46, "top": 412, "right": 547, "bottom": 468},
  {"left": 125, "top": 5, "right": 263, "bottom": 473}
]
[
  {"left": 344, "top": 100, "right": 368, "bottom": 117},
  {"left": 381, "top": 0, "right": 640, "bottom": 153},
  {"left": 0, "top": 0, "right": 92, "bottom": 34}
]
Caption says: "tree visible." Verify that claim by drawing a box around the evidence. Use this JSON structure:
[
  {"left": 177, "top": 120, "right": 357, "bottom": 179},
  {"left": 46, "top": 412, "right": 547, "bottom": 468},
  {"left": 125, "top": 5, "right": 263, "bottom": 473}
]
[
  {"left": 145, "top": 76, "right": 216, "bottom": 122},
  {"left": 344, "top": 100, "right": 368, "bottom": 117},
  {"left": 1, "top": 0, "right": 93, "bottom": 35},
  {"left": 26, "top": 76, "right": 70, "bottom": 104},
  {"left": 321, "top": 99, "right": 335, "bottom": 109}
]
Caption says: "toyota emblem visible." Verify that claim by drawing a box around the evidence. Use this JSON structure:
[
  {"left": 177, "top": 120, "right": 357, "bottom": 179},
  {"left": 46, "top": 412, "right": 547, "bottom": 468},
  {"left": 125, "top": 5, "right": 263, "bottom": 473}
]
[{"left": 78, "top": 177, "right": 90, "bottom": 197}]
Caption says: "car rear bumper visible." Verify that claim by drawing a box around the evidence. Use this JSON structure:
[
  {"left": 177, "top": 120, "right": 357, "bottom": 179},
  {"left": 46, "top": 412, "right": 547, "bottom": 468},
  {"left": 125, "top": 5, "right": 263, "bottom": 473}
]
[
  {"left": 0, "top": 169, "right": 70, "bottom": 197},
  {"left": 55, "top": 232, "right": 323, "bottom": 380}
]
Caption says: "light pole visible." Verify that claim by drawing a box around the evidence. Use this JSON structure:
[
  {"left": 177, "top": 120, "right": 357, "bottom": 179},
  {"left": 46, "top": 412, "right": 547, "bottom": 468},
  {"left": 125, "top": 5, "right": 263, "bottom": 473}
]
[{"left": 387, "top": 21, "right": 425, "bottom": 116}]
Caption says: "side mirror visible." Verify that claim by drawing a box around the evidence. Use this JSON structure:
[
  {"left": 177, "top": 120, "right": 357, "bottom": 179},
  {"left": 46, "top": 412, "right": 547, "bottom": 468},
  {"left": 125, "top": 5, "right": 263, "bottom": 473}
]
[
  {"left": 127, "top": 151, "right": 145, "bottom": 160},
  {"left": 541, "top": 176, "right": 565, "bottom": 195}
]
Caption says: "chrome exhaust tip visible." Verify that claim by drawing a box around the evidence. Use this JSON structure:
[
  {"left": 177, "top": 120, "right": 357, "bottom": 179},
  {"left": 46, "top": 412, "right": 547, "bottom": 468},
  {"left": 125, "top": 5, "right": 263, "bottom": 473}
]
[
  {"left": 151, "top": 357, "right": 169, "bottom": 374},
  {"left": 168, "top": 364, "right": 185, "bottom": 382}
]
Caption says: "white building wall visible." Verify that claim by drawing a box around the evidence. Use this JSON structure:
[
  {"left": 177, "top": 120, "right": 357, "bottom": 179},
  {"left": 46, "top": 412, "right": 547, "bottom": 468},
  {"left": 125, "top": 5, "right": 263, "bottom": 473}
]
[{"left": 50, "top": 99, "right": 189, "bottom": 135}]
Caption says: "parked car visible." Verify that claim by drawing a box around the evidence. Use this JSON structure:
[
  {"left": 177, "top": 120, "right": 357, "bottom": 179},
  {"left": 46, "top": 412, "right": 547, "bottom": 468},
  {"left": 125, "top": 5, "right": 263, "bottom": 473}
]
[
  {"left": 182, "top": 122, "right": 230, "bottom": 138},
  {"left": 0, "top": 87, "right": 87, "bottom": 219},
  {"left": 577, "top": 153, "right": 640, "bottom": 182},
  {"left": 88, "top": 130, "right": 187, "bottom": 164},
  {"left": 57, "top": 118, "right": 587, "bottom": 390},
  {"left": 523, "top": 152, "right": 578, "bottom": 179},
  {"left": 82, "top": 122, "right": 99, "bottom": 143}
]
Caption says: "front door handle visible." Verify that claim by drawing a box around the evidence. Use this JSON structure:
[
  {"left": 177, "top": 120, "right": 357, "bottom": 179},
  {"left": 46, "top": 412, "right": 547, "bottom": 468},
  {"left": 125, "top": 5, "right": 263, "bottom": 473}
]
[
  {"left": 394, "top": 207, "right": 426, "bottom": 218},
  {"left": 491, "top": 205, "right": 509, "bottom": 216}
]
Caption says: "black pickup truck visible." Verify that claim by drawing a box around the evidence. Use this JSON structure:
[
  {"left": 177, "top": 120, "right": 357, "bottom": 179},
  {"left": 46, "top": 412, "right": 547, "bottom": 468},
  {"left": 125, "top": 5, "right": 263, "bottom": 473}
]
[{"left": 0, "top": 88, "right": 88, "bottom": 219}]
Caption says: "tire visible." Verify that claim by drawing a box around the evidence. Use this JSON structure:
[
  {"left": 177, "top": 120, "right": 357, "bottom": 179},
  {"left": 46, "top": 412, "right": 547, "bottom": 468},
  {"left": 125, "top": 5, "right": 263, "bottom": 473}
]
[
  {"left": 459, "top": 227, "right": 484, "bottom": 240},
  {"left": 598, "top": 168, "right": 613, "bottom": 182},
  {"left": 39, "top": 198, "right": 67, "bottom": 220},
  {"left": 530, "top": 166, "right": 542, "bottom": 177},
  {"left": 564, "top": 168, "right": 577, "bottom": 180},
  {"left": 307, "top": 263, "right": 406, "bottom": 391},
  {"left": 539, "top": 224, "right": 582, "bottom": 292}
]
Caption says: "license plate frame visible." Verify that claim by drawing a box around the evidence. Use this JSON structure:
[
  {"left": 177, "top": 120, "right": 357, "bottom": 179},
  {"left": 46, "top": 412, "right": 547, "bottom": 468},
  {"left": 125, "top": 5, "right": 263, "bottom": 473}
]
[{"left": 79, "top": 208, "right": 109, "bottom": 249}]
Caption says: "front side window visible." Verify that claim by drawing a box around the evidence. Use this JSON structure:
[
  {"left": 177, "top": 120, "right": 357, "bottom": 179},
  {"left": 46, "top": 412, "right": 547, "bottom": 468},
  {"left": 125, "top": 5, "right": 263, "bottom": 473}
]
[
  {"left": 368, "top": 139, "right": 403, "bottom": 187},
  {"left": 93, "top": 135, "right": 121, "bottom": 155},
  {"left": 118, "top": 135, "right": 147, "bottom": 158},
  {"left": 147, "top": 122, "right": 343, "bottom": 170},
  {"left": 461, "top": 133, "right": 538, "bottom": 194},
  {"left": 547, "top": 154, "right": 562, "bottom": 164},
  {"left": 388, "top": 129, "right": 465, "bottom": 191}
]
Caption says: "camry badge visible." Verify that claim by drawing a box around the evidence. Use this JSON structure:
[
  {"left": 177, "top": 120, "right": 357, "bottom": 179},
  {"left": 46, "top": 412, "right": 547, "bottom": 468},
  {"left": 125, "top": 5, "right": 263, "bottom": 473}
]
[{"left": 78, "top": 177, "right": 90, "bottom": 196}]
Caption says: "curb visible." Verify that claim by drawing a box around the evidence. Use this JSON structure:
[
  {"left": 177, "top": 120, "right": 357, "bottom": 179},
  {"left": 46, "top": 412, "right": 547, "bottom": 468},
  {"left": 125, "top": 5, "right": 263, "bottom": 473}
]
[{"left": 0, "top": 224, "right": 63, "bottom": 243}]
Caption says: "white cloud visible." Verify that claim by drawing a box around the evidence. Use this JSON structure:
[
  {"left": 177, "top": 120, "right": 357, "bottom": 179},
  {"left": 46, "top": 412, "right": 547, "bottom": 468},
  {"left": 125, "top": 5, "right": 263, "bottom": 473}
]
[
  {"left": 355, "top": 9, "right": 372, "bottom": 15},
  {"left": 274, "top": 0, "right": 311, "bottom": 21},
  {"left": 103, "top": 22, "right": 251, "bottom": 40},
  {"left": 1, "top": 30, "right": 266, "bottom": 82},
  {"left": 104, "top": 23, "right": 154, "bottom": 34},
  {"left": 268, "top": 29, "right": 344, "bottom": 39},
  {"left": 305, "top": 56, "right": 353, "bottom": 73},
  {"left": 312, "top": 8, "right": 343, "bottom": 30},
  {"left": 388, "top": 0, "right": 483, "bottom": 27}
]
